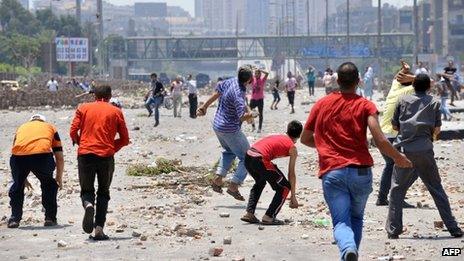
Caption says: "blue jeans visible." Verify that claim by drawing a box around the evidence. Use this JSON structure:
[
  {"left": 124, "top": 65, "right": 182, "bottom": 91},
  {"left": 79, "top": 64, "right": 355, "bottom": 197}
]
[
  {"left": 145, "top": 96, "right": 163, "bottom": 123},
  {"left": 440, "top": 97, "right": 452, "bottom": 120},
  {"left": 322, "top": 167, "right": 373, "bottom": 259},
  {"left": 377, "top": 138, "right": 395, "bottom": 202},
  {"left": 214, "top": 129, "right": 250, "bottom": 184}
]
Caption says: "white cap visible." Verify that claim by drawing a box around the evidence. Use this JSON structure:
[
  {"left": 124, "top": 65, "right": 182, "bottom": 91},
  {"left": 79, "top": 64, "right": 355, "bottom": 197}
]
[{"left": 30, "top": 114, "right": 46, "bottom": 122}]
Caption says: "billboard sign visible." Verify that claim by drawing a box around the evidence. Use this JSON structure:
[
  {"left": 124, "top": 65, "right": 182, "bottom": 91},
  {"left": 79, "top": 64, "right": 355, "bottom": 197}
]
[{"left": 55, "top": 37, "right": 89, "bottom": 62}]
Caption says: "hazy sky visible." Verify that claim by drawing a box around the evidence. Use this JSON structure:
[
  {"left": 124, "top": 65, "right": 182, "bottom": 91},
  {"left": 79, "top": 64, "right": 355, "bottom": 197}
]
[{"left": 106, "top": 0, "right": 411, "bottom": 17}]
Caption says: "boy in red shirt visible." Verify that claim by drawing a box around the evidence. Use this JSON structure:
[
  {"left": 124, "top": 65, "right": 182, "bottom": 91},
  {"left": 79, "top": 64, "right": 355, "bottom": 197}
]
[
  {"left": 240, "top": 120, "right": 301, "bottom": 225},
  {"left": 301, "top": 62, "right": 412, "bottom": 261}
]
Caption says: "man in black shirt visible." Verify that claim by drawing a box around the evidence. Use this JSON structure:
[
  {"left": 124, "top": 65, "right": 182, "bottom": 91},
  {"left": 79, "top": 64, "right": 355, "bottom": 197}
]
[
  {"left": 443, "top": 60, "right": 458, "bottom": 106},
  {"left": 145, "top": 73, "right": 165, "bottom": 127}
]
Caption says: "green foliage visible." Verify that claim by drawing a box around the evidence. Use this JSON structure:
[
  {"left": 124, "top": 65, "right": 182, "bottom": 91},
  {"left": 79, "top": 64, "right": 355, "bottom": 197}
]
[
  {"left": 0, "top": 0, "right": 40, "bottom": 36},
  {"left": 126, "top": 158, "right": 181, "bottom": 177},
  {"left": 0, "top": 63, "right": 41, "bottom": 76}
]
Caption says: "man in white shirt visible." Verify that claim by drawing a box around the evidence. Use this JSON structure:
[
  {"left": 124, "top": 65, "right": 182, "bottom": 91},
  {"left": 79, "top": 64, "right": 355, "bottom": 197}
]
[
  {"left": 47, "top": 77, "right": 59, "bottom": 92},
  {"left": 170, "top": 75, "right": 183, "bottom": 118},
  {"left": 185, "top": 74, "right": 198, "bottom": 119}
]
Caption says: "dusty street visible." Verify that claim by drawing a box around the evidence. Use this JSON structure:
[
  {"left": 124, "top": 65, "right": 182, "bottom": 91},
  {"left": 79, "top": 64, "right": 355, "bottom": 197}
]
[{"left": 0, "top": 89, "right": 463, "bottom": 261}]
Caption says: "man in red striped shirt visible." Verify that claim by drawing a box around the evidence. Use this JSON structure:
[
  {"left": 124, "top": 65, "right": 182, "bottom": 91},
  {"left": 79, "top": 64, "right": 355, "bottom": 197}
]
[
  {"left": 240, "top": 121, "right": 302, "bottom": 225},
  {"left": 70, "top": 85, "right": 129, "bottom": 240}
]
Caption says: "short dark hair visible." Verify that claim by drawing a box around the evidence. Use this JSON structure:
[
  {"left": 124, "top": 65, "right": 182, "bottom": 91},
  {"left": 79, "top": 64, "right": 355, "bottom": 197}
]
[
  {"left": 150, "top": 73, "right": 157, "bottom": 78},
  {"left": 413, "top": 73, "right": 431, "bottom": 92},
  {"left": 238, "top": 66, "right": 253, "bottom": 84},
  {"left": 94, "top": 85, "right": 112, "bottom": 100},
  {"left": 287, "top": 120, "right": 303, "bottom": 139},
  {"left": 337, "top": 62, "right": 360, "bottom": 90}
]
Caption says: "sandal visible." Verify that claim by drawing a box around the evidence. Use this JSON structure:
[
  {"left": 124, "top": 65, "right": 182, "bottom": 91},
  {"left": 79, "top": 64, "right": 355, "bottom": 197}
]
[
  {"left": 240, "top": 214, "right": 260, "bottom": 224},
  {"left": 211, "top": 182, "right": 223, "bottom": 194},
  {"left": 226, "top": 189, "right": 245, "bottom": 201},
  {"left": 261, "top": 218, "right": 286, "bottom": 226}
]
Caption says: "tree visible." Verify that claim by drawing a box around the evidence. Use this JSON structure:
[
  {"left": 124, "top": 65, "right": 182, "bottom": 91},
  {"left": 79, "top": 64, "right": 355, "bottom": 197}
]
[
  {"left": 3, "top": 34, "right": 43, "bottom": 69},
  {"left": 0, "top": 0, "right": 40, "bottom": 36}
]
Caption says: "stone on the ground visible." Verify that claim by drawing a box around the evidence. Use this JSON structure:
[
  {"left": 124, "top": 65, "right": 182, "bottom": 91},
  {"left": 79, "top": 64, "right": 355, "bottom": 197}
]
[
  {"left": 223, "top": 236, "right": 232, "bottom": 245},
  {"left": 209, "top": 247, "right": 223, "bottom": 257},
  {"left": 57, "top": 240, "right": 67, "bottom": 248},
  {"left": 219, "top": 213, "right": 230, "bottom": 218}
]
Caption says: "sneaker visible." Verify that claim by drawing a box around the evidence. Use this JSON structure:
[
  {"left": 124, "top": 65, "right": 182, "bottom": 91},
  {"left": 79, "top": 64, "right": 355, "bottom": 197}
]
[
  {"left": 147, "top": 112, "right": 152, "bottom": 117},
  {"left": 375, "top": 198, "right": 389, "bottom": 206},
  {"left": 387, "top": 233, "right": 399, "bottom": 239},
  {"left": 344, "top": 250, "right": 358, "bottom": 261},
  {"left": 44, "top": 219, "right": 57, "bottom": 227},
  {"left": 449, "top": 228, "right": 463, "bottom": 238},
  {"left": 154, "top": 121, "right": 159, "bottom": 127},
  {"left": 7, "top": 219, "right": 19, "bottom": 228},
  {"left": 257, "top": 129, "right": 262, "bottom": 134},
  {"left": 92, "top": 226, "right": 110, "bottom": 241},
  {"left": 82, "top": 203, "right": 95, "bottom": 234}
]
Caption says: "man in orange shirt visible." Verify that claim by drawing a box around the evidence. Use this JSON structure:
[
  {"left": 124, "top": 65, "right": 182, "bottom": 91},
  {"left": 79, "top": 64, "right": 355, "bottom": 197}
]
[
  {"left": 8, "top": 114, "right": 64, "bottom": 228},
  {"left": 70, "top": 85, "right": 129, "bottom": 240}
]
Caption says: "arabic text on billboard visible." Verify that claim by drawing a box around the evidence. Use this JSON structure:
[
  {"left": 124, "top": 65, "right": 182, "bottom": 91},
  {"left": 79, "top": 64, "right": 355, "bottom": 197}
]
[{"left": 55, "top": 37, "right": 89, "bottom": 62}]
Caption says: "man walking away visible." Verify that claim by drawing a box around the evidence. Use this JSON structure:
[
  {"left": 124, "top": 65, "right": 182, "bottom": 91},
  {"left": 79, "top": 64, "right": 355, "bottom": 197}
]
[
  {"left": 185, "top": 74, "right": 198, "bottom": 118},
  {"left": 145, "top": 73, "right": 165, "bottom": 126},
  {"left": 301, "top": 62, "right": 412, "bottom": 261},
  {"left": 171, "top": 75, "right": 183, "bottom": 118},
  {"left": 250, "top": 68, "right": 269, "bottom": 133},
  {"left": 443, "top": 60, "right": 458, "bottom": 106},
  {"left": 386, "top": 73, "right": 463, "bottom": 239},
  {"left": 70, "top": 85, "right": 130, "bottom": 240},
  {"left": 306, "top": 66, "right": 316, "bottom": 96},
  {"left": 8, "top": 114, "right": 64, "bottom": 228}
]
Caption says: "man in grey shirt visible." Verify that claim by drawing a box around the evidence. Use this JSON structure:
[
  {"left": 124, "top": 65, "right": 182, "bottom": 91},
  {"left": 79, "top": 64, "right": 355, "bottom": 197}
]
[{"left": 386, "top": 74, "right": 463, "bottom": 239}]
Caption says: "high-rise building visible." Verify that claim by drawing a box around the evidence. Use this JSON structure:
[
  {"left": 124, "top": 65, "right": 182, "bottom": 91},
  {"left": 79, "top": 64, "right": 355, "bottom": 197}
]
[{"left": 195, "top": 0, "right": 245, "bottom": 35}]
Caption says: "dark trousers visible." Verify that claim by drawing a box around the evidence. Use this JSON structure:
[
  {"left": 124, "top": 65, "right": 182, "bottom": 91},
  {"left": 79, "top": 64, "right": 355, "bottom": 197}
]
[
  {"left": 386, "top": 150, "right": 459, "bottom": 235},
  {"left": 377, "top": 138, "right": 419, "bottom": 201},
  {"left": 188, "top": 93, "right": 198, "bottom": 118},
  {"left": 287, "top": 91, "right": 295, "bottom": 106},
  {"left": 9, "top": 154, "right": 58, "bottom": 222},
  {"left": 272, "top": 91, "right": 281, "bottom": 103},
  {"left": 250, "top": 99, "right": 264, "bottom": 130},
  {"left": 78, "top": 154, "right": 114, "bottom": 228},
  {"left": 308, "top": 82, "right": 315, "bottom": 96},
  {"left": 245, "top": 154, "right": 291, "bottom": 219}
]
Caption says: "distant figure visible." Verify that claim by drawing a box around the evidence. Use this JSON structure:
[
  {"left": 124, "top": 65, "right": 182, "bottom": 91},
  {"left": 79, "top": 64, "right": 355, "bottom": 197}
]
[
  {"left": 322, "top": 68, "right": 337, "bottom": 95},
  {"left": 306, "top": 66, "right": 316, "bottom": 96},
  {"left": 436, "top": 75, "right": 453, "bottom": 121},
  {"left": 250, "top": 68, "right": 269, "bottom": 133},
  {"left": 414, "top": 61, "right": 428, "bottom": 76},
  {"left": 185, "top": 74, "right": 198, "bottom": 119},
  {"left": 442, "top": 60, "right": 458, "bottom": 106},
  {"left": 171, "top": 75, "right": 183, "bottom": 118},
  {"left": 47, "top": 77, "right": 58, "bottom": 92},
  {"left": 285, "top": 71, "right": 298, "bottom": 114},
  {"left": 145, "top": 73, "right": 165, "bottom": 127},
  {"left": 363, "top": 67, "right": 374, "bottom": 100},
  {"left": 270, "top": 77, "right": 281, "bottom": 110}
]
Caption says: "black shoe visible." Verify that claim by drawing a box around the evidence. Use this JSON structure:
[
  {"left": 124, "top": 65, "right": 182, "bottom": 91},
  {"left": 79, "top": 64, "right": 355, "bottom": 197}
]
[
  {"left": 44, "top": 219, "right": 57, "bottom": 227},
  {"left": 402, "top": 201, "right": 416, "bottom": 208},
  {"left": 82, "top": 203, "right": 95, "bottom": 234},
  {"left": 450, "top": 228, "right": 463, "bottom": 238},
  {"left": 344, "top": 250, "right": 358, "bottom": 261},
  {"left": 7, "top": 219, "right": 19, "bottom": 228},
  {"left": 387, "top": 233, "right": 399, "bottom": 239},
  {"left": 154, "top": 122, "right": 159, "bottom": 127},
  {"left": 148, "top": 112, "right": 152, "bottom": 117},
  {"left": 376, "top": 198, "right": 389, "bottom": 206}
]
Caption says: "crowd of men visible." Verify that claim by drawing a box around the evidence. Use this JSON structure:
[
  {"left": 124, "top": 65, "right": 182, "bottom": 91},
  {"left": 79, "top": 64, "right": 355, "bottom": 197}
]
[{"left": 6, "top": 59, "right": 464, "bottom": 261}]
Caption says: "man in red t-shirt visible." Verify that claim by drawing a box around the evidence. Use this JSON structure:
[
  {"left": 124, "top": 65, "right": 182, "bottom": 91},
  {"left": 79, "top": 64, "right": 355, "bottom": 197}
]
[
  {"left": 241, "top": 121, "right": 302, "bottom": 225},
  {"left": 300, "top": 62, "right": 411, "bottom": 261}
]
